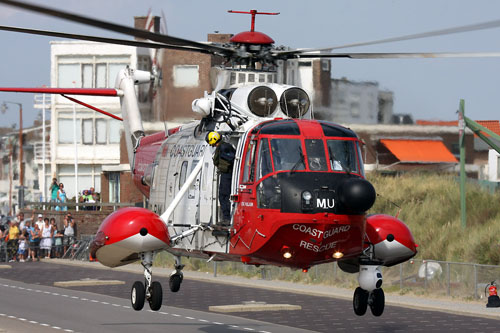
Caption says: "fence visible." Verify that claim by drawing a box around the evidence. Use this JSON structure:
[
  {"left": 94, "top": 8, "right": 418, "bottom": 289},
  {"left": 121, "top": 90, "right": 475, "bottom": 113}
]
[
  {"left": 2, "top": 235, "right": 498, "bottom": 301},
  {"left": 155, "top": 253, "right": 500, "bottom": 301}
]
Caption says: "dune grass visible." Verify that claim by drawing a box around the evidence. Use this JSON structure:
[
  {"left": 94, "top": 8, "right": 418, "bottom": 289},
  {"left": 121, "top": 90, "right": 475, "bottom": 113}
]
[{"left": 368, "top": 172, "right": 500, "bottom": 265}]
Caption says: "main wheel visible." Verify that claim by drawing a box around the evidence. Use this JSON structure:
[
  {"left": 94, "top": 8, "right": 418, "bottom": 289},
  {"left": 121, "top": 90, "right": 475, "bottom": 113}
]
[
  {"left": 353, "top": 287, "right": 369, "bottom": 316},
  {"left": 169, "top": 274, "right": 182, "bottom": 292},
  {"left": 131, "top": 281, "right": 145, "bottom": 311},
  {"left": 369, "top": 288, "right": 385, "bottom": 317},
  {"left": 148, "top": 281, "right": 163, "bottom": 311}
]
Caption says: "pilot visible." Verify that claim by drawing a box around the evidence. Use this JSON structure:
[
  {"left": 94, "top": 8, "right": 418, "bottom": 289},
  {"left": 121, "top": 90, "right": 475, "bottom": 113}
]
[{"left": 206, "top": 131, "right": 236, "bottom": 226}]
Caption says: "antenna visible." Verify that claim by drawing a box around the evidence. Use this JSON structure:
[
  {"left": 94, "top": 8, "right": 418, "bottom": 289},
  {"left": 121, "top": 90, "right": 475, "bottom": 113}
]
[{"left": 228, "top": 10, "right": 279, "bottom": 32}]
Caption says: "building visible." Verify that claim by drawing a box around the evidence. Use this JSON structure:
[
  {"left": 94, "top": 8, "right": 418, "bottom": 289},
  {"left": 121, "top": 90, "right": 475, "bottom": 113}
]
[
  {"left": 37, "top": 40, "right": 152, "bottom": 201},
  {"left": 313, "top": 77, "right": 394, "bottom": 124}
]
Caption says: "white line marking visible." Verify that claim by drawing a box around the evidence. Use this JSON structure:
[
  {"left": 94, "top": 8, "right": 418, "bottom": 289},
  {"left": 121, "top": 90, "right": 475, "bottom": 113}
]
[
  {"left": 52, "top": 326, "right": 61, "bottom": 330},
  {"left": 123, "top": 306, "right": 131, "bottom": 309},
  {"left": 244, "top": 328, "right": 255, "bottom": 331},
  {"left": 71, "top": 296, "right": 79, "bottom": 299},
  {"left": 198, "top": 319, "right": 208, "bottom": 323},
  {"left": 172, "top": 314, "right": 181, "bottom": 317},
  {"left": 101, "top": 302, "right": 109, "bottom": 305},
  {"left": 52, "top": 293, "right": 60, "bottom": 296},
  {"left": 7, "top": 315, "right": 15, "bottom": 319},
  {"left": 185, "top": 316, "right": 195, "bottom": 320},
  {"left": 18, "top": 318, "right": 26, "bottom": 321},
  {"left": 159, "top": 311, "right": 169, "bottom": 315},
  {"left": 230, "top": 325, "right": 240, "bottom": 328},
  {"left": 29, "top": 320, "right": 38, "bottom": 324},
  {"left": 112, "top": 304, "right": 120, "bottom": 307},
  {"left": 213, "top": 322, "right": 224, "bottom": 325},
  {"left": 40, "top": 323, "right": 49, "bottom": 327}
]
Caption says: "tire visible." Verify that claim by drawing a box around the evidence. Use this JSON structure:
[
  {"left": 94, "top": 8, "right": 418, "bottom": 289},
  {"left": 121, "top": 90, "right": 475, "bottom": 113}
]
[
  {"left": 131, "top": 281, "right": 145, "bottom": 311},
  {"left": 148, "top": 281, "right": 163, "bottom": 311},
  {"left": 369, "top": 288, "right": 385, "bottom": 317},
  {"left": 169, "top": 274, "right": 182, "bottom": 292},
  {"left": 353, "top": 287, "right": 369, "bottom": 316}
]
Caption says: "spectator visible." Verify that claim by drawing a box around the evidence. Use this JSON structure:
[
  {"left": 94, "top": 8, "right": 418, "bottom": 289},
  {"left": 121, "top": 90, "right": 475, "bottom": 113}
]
[
  {"left": 24, "top": 220, "right": 32, "bottom": 261},
  {"left": 17, "top": 230, "right": 28, "bottom": 262},
  {"left": 49, "top": 178, "right": 59, "bottom": 209},
  {"left": 54, "top": 227, "right": 64, "bottom": 258},
  {"left": 30, "top": 223, "right": 41, "bottom": 261},
  {"left": 7, "top": 220, "right": 20, "bottom": 262},
  {"left": 56, "top": 183, "right": 67, "bottom": 211},
  {"left": 16, "top": 212, "right": 25, "bottom": 231},
  {"left": 35, "top": 213, "right": 44, "bottom": 230},
  {"left": 40, "top": 218, "right": 53, "bottom": 258},
  {"left": 63, "top": 218, "right": 76, "bottom": 254}
]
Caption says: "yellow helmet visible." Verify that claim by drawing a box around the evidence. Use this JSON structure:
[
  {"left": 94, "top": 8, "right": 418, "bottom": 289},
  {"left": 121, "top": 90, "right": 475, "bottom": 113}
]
[{"left": 206, "top": 131, "right": 221, "bottom": 146}]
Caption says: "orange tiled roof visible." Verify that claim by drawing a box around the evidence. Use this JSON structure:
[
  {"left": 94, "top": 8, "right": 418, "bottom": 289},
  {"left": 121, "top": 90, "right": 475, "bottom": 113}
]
[
  {"left": 380, "top": 139, "right": 458, "bottom": 163},
  {"left": 416, "top": 119, "right": 500, "bottom": 137}
]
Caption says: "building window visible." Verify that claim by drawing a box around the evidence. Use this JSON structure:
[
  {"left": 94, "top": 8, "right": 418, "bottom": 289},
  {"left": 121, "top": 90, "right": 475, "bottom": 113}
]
[
  {"left": 96, "top": 119, "right": 107, "bottom": 144},
  {"left": 497, "top": 156, "right": 500, "bottom": 180},
  {"left": 109, "top": 120, "right": 121, "bottom": 144},
  {"left": 238, "top": 73, "right": 246, "bottom": 84},
  {"left": 58, "top": 118, "right": 81, "bottom": 144},
  {"left": 321, "top": 60, "right": 330, "bottom": 71},
  {"left": 57, "top": 56, "right": 129, "bottom": 88},
  {"left": 108, "top": 172, "right": 120, "bottom": 203},
  {"left": 82, "top": 119, "right": 93, "bottom": 144},
  {"left": 173, "top": 65, "right": 199, "bottom": 87}
]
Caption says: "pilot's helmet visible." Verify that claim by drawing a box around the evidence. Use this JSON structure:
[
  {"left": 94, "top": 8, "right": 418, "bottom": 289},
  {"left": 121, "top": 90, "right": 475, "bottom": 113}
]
[{"left": 206, "top": 131, "right": 221, "bottom": 146}]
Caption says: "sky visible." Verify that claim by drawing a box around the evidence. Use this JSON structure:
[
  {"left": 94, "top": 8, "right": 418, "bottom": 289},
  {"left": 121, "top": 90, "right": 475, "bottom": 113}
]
[{"left": 0, "top": 0, "right": 500, "bottom": 129}]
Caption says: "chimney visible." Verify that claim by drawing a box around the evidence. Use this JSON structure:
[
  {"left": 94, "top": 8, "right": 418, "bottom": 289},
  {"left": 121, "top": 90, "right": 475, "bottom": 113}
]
[{"left": 134, "top": 16, "right": 161, "bottom": 38}]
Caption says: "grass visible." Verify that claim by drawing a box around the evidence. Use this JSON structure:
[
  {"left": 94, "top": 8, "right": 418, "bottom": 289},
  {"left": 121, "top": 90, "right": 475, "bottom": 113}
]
[{"left": 367, "top": 172, "right": 500, "bottom": 265}]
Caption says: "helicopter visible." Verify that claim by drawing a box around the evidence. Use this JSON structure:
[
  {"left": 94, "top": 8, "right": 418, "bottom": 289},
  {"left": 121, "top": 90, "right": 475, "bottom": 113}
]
[{"left": 1, "top": 0, "right": 500, "bottom": 317}]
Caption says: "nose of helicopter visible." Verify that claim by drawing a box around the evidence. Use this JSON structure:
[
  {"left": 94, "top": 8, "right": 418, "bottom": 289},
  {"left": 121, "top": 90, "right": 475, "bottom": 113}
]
[{"left": 337, "top": 177, "right": 376, "bottom": 213}]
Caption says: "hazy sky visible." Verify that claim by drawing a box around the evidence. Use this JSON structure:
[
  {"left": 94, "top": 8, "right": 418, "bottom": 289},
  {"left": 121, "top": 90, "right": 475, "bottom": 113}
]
[{"left": 1, "top": 0, "right": 500, "bottom": 129}]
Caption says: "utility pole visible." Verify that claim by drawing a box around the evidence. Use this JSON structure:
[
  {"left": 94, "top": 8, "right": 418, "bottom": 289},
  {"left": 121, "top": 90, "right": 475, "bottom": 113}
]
[{"left": 458, "top": 99, "right": 466, "bottom": 228}]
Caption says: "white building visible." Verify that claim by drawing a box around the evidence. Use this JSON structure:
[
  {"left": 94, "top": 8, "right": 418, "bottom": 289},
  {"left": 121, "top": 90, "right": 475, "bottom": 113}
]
[
  {"left": 35, "top": 41, "right": 151, "bottom": 200},
  {"left": 488, "top": 149, "right": 500, "bottom": 182}
]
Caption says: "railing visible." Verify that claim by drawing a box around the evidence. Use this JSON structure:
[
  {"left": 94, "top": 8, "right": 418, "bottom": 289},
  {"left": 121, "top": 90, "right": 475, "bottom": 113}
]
[
  {"left": 23, "top": 201, "right": 142, "bottom": 211},
  {"left": 33, "top": 142, "right": 51, "bottom": 161}
]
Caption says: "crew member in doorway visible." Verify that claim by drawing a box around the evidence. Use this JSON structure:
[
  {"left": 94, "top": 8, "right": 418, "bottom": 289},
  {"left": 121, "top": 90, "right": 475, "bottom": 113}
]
[{"left": 206, "top": 131, "right": 235, "bottom": 226}]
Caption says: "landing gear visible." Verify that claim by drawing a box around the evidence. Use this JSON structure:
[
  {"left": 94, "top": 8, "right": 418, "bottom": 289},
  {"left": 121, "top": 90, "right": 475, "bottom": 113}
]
[
  {"left": 353, "top": 287, "right": 368, "bottom": 316},
  {"left": 353, "top": 262, "right": 385, "bottom": 316},
  {"left": 148, "top": 281, "right": 163, "bottom": 311},
  {"left": 131, "top": 281, "right": 145, "bottom": 311},
  {"left": 352, "top": 287, "right": 385, "bottom": 317},
  {"left": 169, "top": 256, "right": 184, "bottom": 293},
  {"left": 130, "top": 252, "right": 164, "bottom": 311},
  {"left": 369, "top": 288, "right": 385, "bottom": 316}
]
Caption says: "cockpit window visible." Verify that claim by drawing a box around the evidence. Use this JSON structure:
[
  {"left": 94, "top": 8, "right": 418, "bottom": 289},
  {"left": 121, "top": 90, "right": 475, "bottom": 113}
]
[
  {"left": 256, "top": 138, "right": 273, "bottom": 180},
  {"left": 305, "top": 139, "right": 328, "bottom": 171},
  {"left": 326, "top": 140, "right": 359, "bottom": 174},
  {"left": 270, "top": 138, "right": 305, "bottom": 172}
]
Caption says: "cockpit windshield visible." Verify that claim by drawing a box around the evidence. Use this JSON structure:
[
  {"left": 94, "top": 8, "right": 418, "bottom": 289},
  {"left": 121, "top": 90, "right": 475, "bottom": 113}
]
[
  {"left": 326, "top": 140, "right": 359, "bottom": 174},
  {"left": 270, "top": 139, "right": 305, "bottom": 172}
]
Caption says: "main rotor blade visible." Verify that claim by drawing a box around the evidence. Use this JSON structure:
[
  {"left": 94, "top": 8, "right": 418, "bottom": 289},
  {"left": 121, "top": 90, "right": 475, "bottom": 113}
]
[
  {"left": 276, "top": 18, "right": 500, "bottom": 57},
  {"left": 0, "top": 0, "right": 232, "bottom": 56},
  {"left": 295, "top": 52, "right": 500, "bottom": 59},
  {"left": 0, "top": 25, "right": 212, "bottom": 53}
]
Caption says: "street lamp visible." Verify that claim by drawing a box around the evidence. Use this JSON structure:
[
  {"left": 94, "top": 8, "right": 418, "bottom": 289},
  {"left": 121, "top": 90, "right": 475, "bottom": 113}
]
[{"left": 1, "top": 101, "right": 23, "bottom": 187}]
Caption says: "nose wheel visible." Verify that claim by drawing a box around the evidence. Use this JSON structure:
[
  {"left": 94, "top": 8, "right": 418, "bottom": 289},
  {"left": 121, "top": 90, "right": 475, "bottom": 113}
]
[
  {"left": 353, "top": 287, "right": 385, "bottom": 316},
  {"left": 169, "top": 256, "right": 184, "bottom": 293},
  {"left": 130, "top": 252, "right": 164, "bottom": 311},
  {"left": 131, "top": 281, "right": 145, "bottom": 311}
]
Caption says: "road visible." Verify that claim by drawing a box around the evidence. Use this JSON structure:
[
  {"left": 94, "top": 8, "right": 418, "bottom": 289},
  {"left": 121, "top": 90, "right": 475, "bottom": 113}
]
[{"left": 0, "top": 261, "right": 499, "bottom": 332}]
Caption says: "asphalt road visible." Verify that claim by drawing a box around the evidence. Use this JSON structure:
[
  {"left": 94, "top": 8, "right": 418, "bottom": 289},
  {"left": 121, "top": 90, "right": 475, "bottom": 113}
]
[{"left": 0, "top": 261, "right": 499, "bottom": 332}]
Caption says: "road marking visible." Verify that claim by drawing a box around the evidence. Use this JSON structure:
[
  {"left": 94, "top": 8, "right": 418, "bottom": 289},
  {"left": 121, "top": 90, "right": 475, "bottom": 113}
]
[{"left": 0, "top": 283, "right": 274, "bottom": 333}]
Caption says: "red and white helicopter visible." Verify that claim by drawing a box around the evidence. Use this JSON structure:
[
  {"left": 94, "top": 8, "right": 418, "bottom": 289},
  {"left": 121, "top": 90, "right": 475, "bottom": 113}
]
[{"left": 2, "top": 0, "right": 500, "bottom": 317}]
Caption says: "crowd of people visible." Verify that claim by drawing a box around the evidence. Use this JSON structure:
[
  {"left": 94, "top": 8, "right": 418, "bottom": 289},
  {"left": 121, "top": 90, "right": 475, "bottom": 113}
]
[
  {"left": 49, "top": 177, "right": 101, "bottom": 211},
  {"left": 0, "top": 211, "right": 77, "bottom": 262}
]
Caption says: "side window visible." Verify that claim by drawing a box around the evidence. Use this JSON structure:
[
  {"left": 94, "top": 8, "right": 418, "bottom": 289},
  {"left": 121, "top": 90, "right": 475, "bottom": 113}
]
[
  {"left": 256, "top": 138, "right": 272, "bottom": 180},
  {"left": 179, "top": 161, "right": 188, "bottom": 190},
  {"left": 242, "top": 140, "right": 257, "bottom": 183}
]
